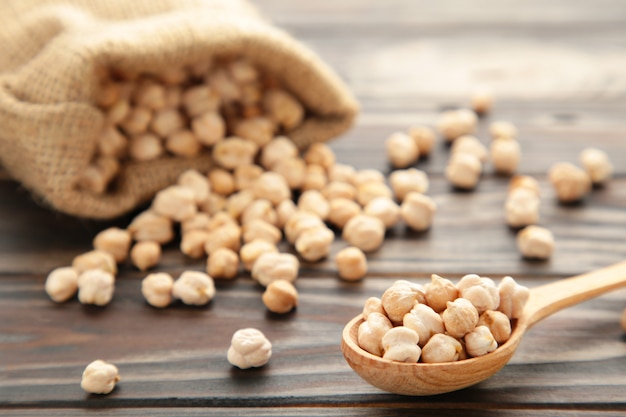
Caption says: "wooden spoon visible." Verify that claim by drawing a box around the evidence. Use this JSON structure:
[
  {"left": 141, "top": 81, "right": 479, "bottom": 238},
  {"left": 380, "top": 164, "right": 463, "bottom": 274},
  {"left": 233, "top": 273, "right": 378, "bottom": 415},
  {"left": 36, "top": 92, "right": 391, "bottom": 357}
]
[{"left": 341, "top": 261, "right": 626, "bottom": 396}]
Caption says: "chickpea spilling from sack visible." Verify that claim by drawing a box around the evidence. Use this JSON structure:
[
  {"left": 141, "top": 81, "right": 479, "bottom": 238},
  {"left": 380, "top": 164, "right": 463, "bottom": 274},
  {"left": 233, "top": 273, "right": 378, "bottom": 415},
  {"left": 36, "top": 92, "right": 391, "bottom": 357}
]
[{"left": 357, "top": 275, "right": 529, "bottom": 363}]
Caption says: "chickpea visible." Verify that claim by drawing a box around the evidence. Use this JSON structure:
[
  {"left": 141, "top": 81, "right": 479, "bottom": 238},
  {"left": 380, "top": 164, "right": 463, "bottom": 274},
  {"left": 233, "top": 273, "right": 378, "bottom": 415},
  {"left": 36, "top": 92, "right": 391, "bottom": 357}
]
[
  {"left": 362, "top": 297, "right": 384, "bottom": 319},
  {"left": 97, "top": 81, "right": 122, "bottom": 108},
  {"left": 107, "top": 99, "right": 130, "bottom": 125},
  {"left": 327, "top": 198, "right": 361, "bottom": 229},
  {"left": 178, "top": 169, "right": 211, "bottom": 205},
  {"left": 165, "top": 130, "right": 202, "bottom": 158},
  {"left": 78, "top": 157, "right": 120, "bottom": 194},
  {"left": 388, "top": 168, "right": 429, "bottom": 202},
  {"left": 98, "top": 125, "right": 128, "bottom": 158},
  {"left": 335, "top": 246, "right": 367, "bottom": 281},
  {"left": 141, "top": 272, "right": 174, "bottom": 308},
  {"left": 471, "top": 88, "right": 494, "bottom": 115},
  {"left": 321, "top": 181, "right": 357, "bottom": 201},
  {"left": 228, "top": 58, "right": 259, "bottom": 84},
  {"left": 233, "top": 116, "right": 275, "bottom": 147},
  {"left": 489, "top": 120, "right": 517, "bottom": 140},
  {"left": 403, "top": 303, "right": 444, "bottom": 347},
  {"left": 478, "top": 310, "right": 511, "bottom": 344},
  {"left": 159, "top": 67, "right": 187, "bottom": 86},
  {"left": 491, "top": 138, "right": 521, "bottom": 175},
  {"left": 239, "top": 239, "right": 279, "bottom": 271},
  {"left": 260, "top": 136, "right": 299, "bottom": 169},
  {"left": 517, "top": 225, "right": 555, "bottom": 260},
  {"left": 509, "top": 175, "right": 541, "bottom": 197},
  {"left": 171, "top": 271, "right": 215, "bottom": 306},
  {"left": 152, "top": 185, "right": 197, "bottom": 222},
  {"left": 207, "top": 247, "right": 239, "bottom": 279},
  {"left": 262, "top": 280, "right": 298, "bottom": 314},
  {"left": 497, "top": 276, "right": 530, "bottom": 319},
  {"left": 77, "top": 269, "right": 115, "bottom": 306},
  {"left": 342, "top": 214, "right": 385, "bottom": 253},
  {"left": 234, "top": 164, "right": 264, "bottom": 191},
  {"left": 163, "top": 86, "right": 182, "bottom": 108},
  {"left": 128, "top": 133, "right": 164, "bottom": 161},
  {"left": 192, "top": 112, "right": 226, "bottom": 146},
  {"left": 358, "top": 312, "right": 393, "bottom": 357},
  {"left": 381, "top": 281, "right": 425, "bottom": 325},
  {"left": 121, "top": 106, "right": 152, "bottom": 136},
  {"left": 81, "top": 360, "right": 120, "bottom": 395},
  {"left": 284, "top": 211, "right": 325, "bottom": 244},
  {"left": 182, "top": 85, "right": 220, "bottom": 117},
  {"left": 93, "top": 227, "right": 131, "bottom": 263},
  {"left": 385, "top": 131, "right": 419, "bottom": 168},
  {"left": 505, "top": 187, "right": 540, "bottom": 228},
  {"left": 304, "top": 142, "right": 336, "bottom": 169},
  {"left": 457, "top": 274, "right": 500, "bottom": 314},
  {"left": 270, "top": 157, "right": 306, "bottom": 190},
  {"left": 275, "top": 199, "right": 297, "bottom": 229},
  {"left": 421, "top": 334, "right": 464, "bottom": 363},
  {"left": 180, "top": 229, "right": 209, "bottom": 258},
  {"left": 73, "top": 250, "right": 117, "bottom": 276},
  {"left": 227, "top": 328, "right": 272, "bottom": 369},
  {"left": 356, "top": 182, "right": 393, "bottom": 207},
  {"left": 437, "top": 109, "right": 477, "bottom": 142},
  {"left": 445, "top": 153, "right": 482, "bottom": 190},
  {"left": 464, "top": 325, "right": 497, "bottom": 357},
  {"left": 407, "top": 125, "right": 436, "bottom": 157},
  {"left": 424, "top": 274, "right": 458, "bottom": 313},
  {"left": 205, "top": 223, "right": 241, "bottom": 255},
  {"left": 242, "top": 219, "right": 282, "bottom": 244},
  {"left": 133, "top": 80, "right": 166, "bottom": 110},
  {"left": 352, "top": 169, "right": 385, "bottom": 187},
  {"left": 151, "top": 108, "right": 184, "bottom": 138},
  {"left": 209, "top": 168, "right": 236, "bottom": 196},
  {"left": 580, "top": 147, "right": 612, "bottom": 185},
  {"left": 364, "top": 197, "right": 400, "bottom": 229},
  {"left": 207, "top": 211, "right": 238, "bottom": 231},
  {"left": 45, "top": 267, "right": 79, "bottom": 303},
  {"left": 200, "top": 193, "right": 227, "bottom": 215},
  {"left": 253, "top": 172, "right": 291, "bottom": 205},
  {"left": 130, "top": 241, "right": 161, "bottom": 271},
  {"left": 400, "top": 192, "right": 436, "bottom": 232},
  {"left": 298, "top": 190, "right": 330, "bottom": 220},
  {"left": 263, "top": 89, "right": 304, "bottom": 130},
  {"left": 381, "top": 327, "right": 422, "bottom": 363},
  {"left": 295, "top": 226, "right": 335, "bottom": 262},
  {"left": 212, "top": 137, "right": 258, "bottom": 170},
  {"left": 328, "top": 163, "right": 356, "bottom": 184},
  {"left": 240, "top": 199, "right": 277, "bottom": 226},
  {"left": 442, "top": 298, "right": 479, "bottom": 338},
  {"left": 251, "top": 252, "right": 300, "bottom": 287},
  {"left": 302, "top": 164, "right": 328, "bottom": 191},
  {"left": 450, "top": 135, "right": 488, "bottom": 163}
]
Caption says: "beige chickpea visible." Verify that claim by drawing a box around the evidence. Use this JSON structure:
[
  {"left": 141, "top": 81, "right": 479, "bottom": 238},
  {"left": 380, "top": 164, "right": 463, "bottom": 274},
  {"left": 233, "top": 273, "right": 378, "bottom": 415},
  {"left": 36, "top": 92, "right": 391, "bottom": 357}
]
[
  {"left": 580, "top": 147, "right": 613, "bottom": 185},
  {"left": 233, "top": 116, "right": 275, "bottom": 147},
  {"left": 421, "top": 333, "right": 464, "bottom": 363},
  {"left": 295, "top": 226, "right": 335, "bottom": 262},
  {"left": 225, "top": 190, "right": 255, "bottom": 220},
  {"left": 403, "top": 303, "right": 444, "bottom": 347},
  {"left": 192, "top": 112, "right": 226, "bottom": 146},
  {"left": 381, "top": 281, "right": 425, "bottom": 325},
  {"left": 386, "top": 132, "right": 420, "bottom": 169},
  {"left": 471, "top": 88, "right": 494, "bottom": 115},
  {"left": 207, "top": 67, "right": 241, "bottom": 102},
  {"left": 212, "top": 137, "right": 258, "bottom": 170},
  {"left": 77, "top": 269, "right": 115, "bottom": 306},
  {"left": 342, "top": 214, "right": 385, "bottom": 253},
  {"left": 128, "top": 210, "right": 174, "bottom": 244},
  {"left": 150, "top": 108, "right": 184, "bottom": 138},
  {"left": 478, "top": 310, "right": 511, "bottom": 344},
  {"left": 172, "top": 271, "right": 215, "bottom": 306},
  {"left": 73, "top": 250, "right": 117, "bottom": 276},
  {"left": 517, "top": 225, "right": 554, "bottom": 260},
  {"left": 242, "top": 219, "right": 282, "bottom": 244},
  {"left": 408, "top": 125, "right": 436, "bottom": 157},
  {"left": 121, "top": 106, "right": 152, "bottom": 136},
  {"left": 442, "top": 298, "right": 479, "bottom": 338},
  {"left": 260, "top": 136, "right": 299, "bottom": 169},
  {"left": 263, "top": 89, "right": 304, "bottom": 130},
  {"left": 381, "top": 327, "right": 422, "bottom": 363},
  {"left": 400, "top": 192, "right": 436, "bottom": 232},
  {"left": 98, "top": 125, "right": 128, "bottom": 159},
  {"left": 356, "top": 182, "right": 393, "bottom": 207},
  {"left": 509, "top": 175, "right": 541, "bottom": 197},
  {"left": 178, "top": 169, "right": 211, "bottom": 205},
  {"left": 262, "top": 280, "right": 298, "bottom": 314},
  {"left": 352, "top": 169, "right": 385, "bottom": 187},
  {"left": 80, "top": 360, "right": 120, "bottom": 395},
  {"left": 133, "top": 80, "right": 166, "bottom": 110},
  {"left": 207, "top": 247, "right": 239, "bottom": 279},
  {"left": 159, "top": 67, "right": 187, "bottom": 86},
  {"left": 207, "top": 211, "right": 238, "bottom": 231},
  {"left": 141, "top": 272, "right": 174, "bottom": 308},
  {"left": 388, "top": 168, "right": 429, "bottom": 202},
  {"left": 505, "top": 187, "right": 540, "bottom": 228},
  {"left": 364, "top": 197, "right": 400, "bottom": 229},
  {"left": 97, "top": 81, "right": 122, "bottom": 108},
  {"left": 321, "top": 181, "right": 357, "bottom": 201},
  {"left": 227, "top": 328, "right": 272, "bottom": 369},
  {"left": 240, "top": 199, "right": 277, "bottom": 226},
  {"left": 107, "top": 99, "right": 130, "bottom": 125},
  {"left": 228, "top": 58, "right": 259, "bottom": 83},
  {"left": 251, "top": 252, "right": 299, "bottom": 287},
  {"left": 189, "top": 59, "right": 212, "bottom": 78},
  {"left": 128, "top": 133, "right": 164, "bottom": 162},
  {"left": 464, "top": 325, "right": 498, "bottom": 357},
  {"left": 298, "top": 190, "right": 330, "bottom": 220},
  {"left": 152, "top": 185, "right": 197, "bottom": 222},
  {"left": 205, "top": 223, "right": 241, "bottom": 255},
  {"left": 77, "top": 157, "right": 120, "bottom": 194},
  {"left": 302, "top": 164, "right": 328, "bottom": 191},
  {"left": 165, "top": 130, "right": 202, "bottom": 158},
  {"left": 45, "top": 267, "right": 79, "bottom": 303},
  {"left": 424, "top": 274, "right": 458, "bottom": 313},
  {"left": 240, "top": 239, "right": 279, "bottom": 271},
  {"left": 328, "top": 163, "right": 356, "bottom": 184},
  {"left": 180, "top": 229, "right": 209, "bottom": 258},
  {"left": 130, "top": 241, "right": 161, "bottom": 271},
  {"left": 457, "top": 274, "right": 500, "bottom": 314},
  {"left": 437, "top": 109, "right": 477, "bottom": 142},
  {"left": 304, "top": 142, "right": 336, "bottom": 170},
  {"left": 497, "top": 276, "right": 530, "bottom": 319},
  {"left": 327, "top": 198, "right": 361, "bottom": 229},
  {"left": 489, "top": 120, "right": 517, "bottom": 140},
  {"left": 451, "top": 135, "right": 488, "bottom": 163},
  {"left": 284, "top": 211, "right": 326, "bottom": 244},
  {"left": 275, "top": 199, "right": 297, "bottom": 229},
  {"left": 445, "top": 153, "right": 482, "bottom": 190},
  {"left": 234, "top": 164, "right": 264, "bottom": 191},
  {"left": 362, "top": 297, "right": 384, "bottom": 319},
  {"left": 335, "top": 246, "right": 367, "bottom": 281},
  {"left": 163, "top": 86, "right": 182, "bottom": 109},
  {"left": 182, "top": 85, "right": 220, "bottom": 117},
  {"left": 200, "top": 193, "right": 227, "bottom": 215},
  {"left": 357, "top": 312, "right": 393, "bottom": 357},
  {"left": 270, "top": 157, "right": 306, "bottom": 190},
  {"left": 209, "top": 168, "right": 236, "bottom": 196},
  {"left": 92, "top": 227, "right": 131, "bottom": 263},
  {"left": 491, "top": 138, "right": 521, "bottom": 175},
  {"left": 253, "top": 172, "right": 291, "bottom": 206}
]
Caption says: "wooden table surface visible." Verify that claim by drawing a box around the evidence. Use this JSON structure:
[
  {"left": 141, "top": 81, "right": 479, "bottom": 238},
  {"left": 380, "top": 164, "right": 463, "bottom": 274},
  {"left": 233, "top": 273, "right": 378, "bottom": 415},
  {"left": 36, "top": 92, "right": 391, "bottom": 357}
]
[{"left": 2, "top": 1, "right": 626, "bottom": 415}]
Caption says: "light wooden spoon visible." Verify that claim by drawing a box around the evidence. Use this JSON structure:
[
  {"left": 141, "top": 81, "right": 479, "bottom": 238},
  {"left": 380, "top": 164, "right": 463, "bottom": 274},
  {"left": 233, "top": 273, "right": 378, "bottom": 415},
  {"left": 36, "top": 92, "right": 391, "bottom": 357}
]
[{"left": 341, "top": 261, "right": 626, "bottom": 396}]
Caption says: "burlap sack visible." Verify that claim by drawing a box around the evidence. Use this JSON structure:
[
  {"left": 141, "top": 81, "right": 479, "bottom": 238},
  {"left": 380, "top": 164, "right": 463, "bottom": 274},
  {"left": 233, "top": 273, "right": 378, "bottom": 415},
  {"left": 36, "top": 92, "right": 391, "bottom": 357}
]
[{"left": 0, "top": 0, "right": 358, "bottom": 219}]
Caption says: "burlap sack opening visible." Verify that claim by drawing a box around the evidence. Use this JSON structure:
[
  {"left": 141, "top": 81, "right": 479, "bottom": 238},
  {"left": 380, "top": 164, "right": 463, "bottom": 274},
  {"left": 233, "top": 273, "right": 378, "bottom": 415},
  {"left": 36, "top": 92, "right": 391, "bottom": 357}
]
[{"left": 0, "top": 0, "right": 359, "bottom": 219}]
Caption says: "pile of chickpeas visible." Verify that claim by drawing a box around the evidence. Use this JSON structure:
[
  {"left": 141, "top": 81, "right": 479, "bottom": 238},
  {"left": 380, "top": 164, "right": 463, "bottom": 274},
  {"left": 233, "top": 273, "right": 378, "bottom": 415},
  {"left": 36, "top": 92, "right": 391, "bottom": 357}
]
[{"left": 357, "top": 274, "right": 529, "bottom": 363}]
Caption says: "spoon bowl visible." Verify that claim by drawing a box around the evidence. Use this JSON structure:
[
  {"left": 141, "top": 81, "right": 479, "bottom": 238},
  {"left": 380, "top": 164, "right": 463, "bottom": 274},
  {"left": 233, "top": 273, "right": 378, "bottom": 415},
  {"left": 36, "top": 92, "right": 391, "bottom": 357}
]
[{"left": 341, "top": 261, "right": 626, "bottom": 395}]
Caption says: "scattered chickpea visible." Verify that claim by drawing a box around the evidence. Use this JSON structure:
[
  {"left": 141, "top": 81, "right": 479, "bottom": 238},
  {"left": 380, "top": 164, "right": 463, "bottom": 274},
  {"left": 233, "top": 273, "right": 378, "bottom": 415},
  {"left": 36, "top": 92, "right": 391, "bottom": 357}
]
[
  {"left": 182, "top": 85, "right": 220, "bottom": 117},
  {"left": 400, "top": 192, "right": 437, "bottom": 232},
  {"left": 275, "top": 199, "right": 297, "bottom": 229},
  {"left": 171, "top": 271, "right": 215, "bottom": 306},
  {"left": 407, "top": 125, "right": 436, "bottom": 157},
  {"left": 93, "top": 227, "right": 132, "bottom": 263},
  {"left": 151, "top": 108, "right": 184, "bottom": 138},
  {"left": 225, "top": 190, "right": 255, "bottom": 220},
  {"left": 178, "top": 169, "right": 211, "bottom": 205},
  {"left": 437, "top": 109, "right": 477, "bottom": 142},
  {"left": 328, "top": 163, "right": 356, "bottom": 184},
  {"left": 77, "top": 269, "right": 115, "bottom": 306},
  {"left": 233, "top": 116, "right": 274, "bottom": 147},
  {"left": 509, "top": 175, "right": 541, "bottom": 198},
  {"left": 351, "top": 169, "right": 385, "bottom": 187},
  {"left": 304, "top": 142, "right": 336, "bottom": 170},
  {"left": 121, "top": 106, "right": 152, "bottom": 136},
  {"left": 321, "top": 181, "right": 357, "bottom": 201},
  {"left": 464, "top": 325, "right": 498, "bottom": 357},
  {"left": 356, "top": 182, "right": 393, "bottom": 207},
  {"left": 45, "top": 267, "right": 79, "bottom": 303},
  {"left": 234, "top": 164, "right": 264, "bottom": 191},
  {"left": 204, "top": 223, "right": 241, "bottom": 255},
  {"left": 580, "top": 147, "right": 613, "bottom": 185},
  {"left": 302, "top": 164, "right": 328, "bottom": 191},
  {"left": 295, "top": 226, "right": 335, "bottom": 262},
  {"left": 270, "top": 157, "right": 306, "bottom": 190},
  {"left": 298, "top": 190, "right": 330, "bottom": 220},
  {"left": 165, "top": 130, "right": 202, "bottom": 158},
  {"left": 342, "top": 214, "right": 385, "bottom": 253},
  {"left": 251, "top": 252, "right": 299, "bottom": 287},
  {"left": 381, "top": 326, "right": 422, "bottom": 363},
  {"left": 180, "top": 229, "right": 209, "bottom": 258},
  {"left": 421, "top": 334, "right": 464, "bottom": 363},
  {"left": 201, "top": 193, "right": 227, "bottom": 215},
  {"left": 81, "top": 360, "right": 120, "bottom": 395},
  {"left": 151, "top": 185, "right": 197, "bottom": 222},
  {"left": 212, "top": 137, "right": 258, "bottom": 170},
  {"left": 451, "top": 135, "right": 488, "bottom": 163},
  {"left": 130, "top": 241, "right": 161, "bottom": 271},
  {"left": 260, "top": 136, "right": 299, "bottom": 169},
  {"left": 505, "top": 187, "right": 540, "bottom": 228},
  {"left": 358, "top": 312, "right": 393, "bottom": 357},
  {"left": 253, "top": 172, "right": 291, "bottom": 206},
  {"left": 364, "top": 197, "right": 400, "bottom": 229},
  {"left": 242, "top": 219, "right": 282, "bottom": 244},
  {"left": 327, "top": 198, "right": 361, "bottom": 229},
  {"left": 128, "top": 133, "right": 164, "bottom": 161},
  {"left": 388, "top": 168, "right": 429, "bottom": 202},
  {"left": 335, "top": 246, "right": 367, "bottom": 281},
  {"left": 141, "top": 272, "right": 174, "bottom": 308},
  {"left": 491, "top": 138, "right": 521, "bottom": 175},
  {"left": 262, "top": 280, "right": 298, "bottom": 314},
  {"left": 192, "top": 112, "right": 226, "bottom": 146},
  {"left": 385, "top": 132, "right": 419, "bottom": 169},
  {"left": 548, "top": 162, "right": 591, "bottom": 203},
  {"left": 471, "top": 89, "right": 494, "bottom": 115},
  {"left": 209, "top": 168, "right": 236, "bottom": 196},
  {"left": 445, "top": 153, "right": 482, "bottom": 190},
  {"left": 284, "top": 211, "right": 325, "bottom": 244},
  {"left": 207, "top": 247, "right": 239, "bottom": 279},
  {"left": 181, "top": 212, "right": 211, "bottom": 234},
  {"left": 489, "top": 121, "right": 517, "bottom": 140},
  {"left": 517, "top": 225, "right": 555, "bottom": 260},
  {"left": 227, "top": 328, "right": 272, "bottom": 369},
  {"left": 263, "top": 89, "right": 304, "bottom": 130},
  {"left": 239, "top": 239, "right": 279, "bottom": 271},
  {"left": 72, "top": 250, "right": 117, "bottom": 276}
]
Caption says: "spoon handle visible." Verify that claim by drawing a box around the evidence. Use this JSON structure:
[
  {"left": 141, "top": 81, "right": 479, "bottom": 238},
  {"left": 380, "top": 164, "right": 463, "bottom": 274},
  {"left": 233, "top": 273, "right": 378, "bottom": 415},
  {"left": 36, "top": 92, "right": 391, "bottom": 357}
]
[{"left": 525, "top": 260, "right": 626, "bottom": 328}]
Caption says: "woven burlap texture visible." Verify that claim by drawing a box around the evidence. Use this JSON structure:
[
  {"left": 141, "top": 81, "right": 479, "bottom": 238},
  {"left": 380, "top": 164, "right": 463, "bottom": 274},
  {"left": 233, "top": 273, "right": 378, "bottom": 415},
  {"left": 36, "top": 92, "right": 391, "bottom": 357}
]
[{"left": 0, "top": 0, "right": 358, "bottom": 219}]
